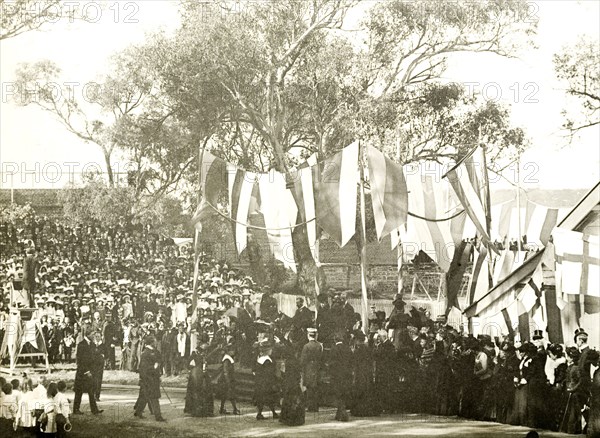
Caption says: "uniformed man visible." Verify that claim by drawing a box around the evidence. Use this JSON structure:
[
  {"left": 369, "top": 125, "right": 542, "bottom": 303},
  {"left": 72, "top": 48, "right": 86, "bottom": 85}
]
[{"left": 300, "top": 328, "right": 323, "bottom": 412}]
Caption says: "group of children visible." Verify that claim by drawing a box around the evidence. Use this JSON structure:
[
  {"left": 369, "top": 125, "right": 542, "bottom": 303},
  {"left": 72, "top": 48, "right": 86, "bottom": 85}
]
[{"left": 0, "top": 375, "right": 71, "bottom": 437}]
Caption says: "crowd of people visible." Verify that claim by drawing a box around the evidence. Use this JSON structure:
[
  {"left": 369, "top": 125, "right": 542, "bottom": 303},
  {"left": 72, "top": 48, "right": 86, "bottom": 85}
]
[
  {"left": 0, "top": 374, "right": 71, "bottom": 437},
  {"left": 1, "top": 214, "right": 600, "bottom": 437}
]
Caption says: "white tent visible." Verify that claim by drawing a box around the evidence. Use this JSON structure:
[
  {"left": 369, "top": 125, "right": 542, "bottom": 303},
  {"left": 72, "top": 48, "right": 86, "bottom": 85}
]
[{"left": 0, "top": 308, "right": 49, "bottom": 375}]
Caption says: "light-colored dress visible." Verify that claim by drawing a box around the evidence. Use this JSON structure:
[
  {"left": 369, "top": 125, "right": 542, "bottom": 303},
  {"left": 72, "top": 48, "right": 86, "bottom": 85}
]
[
  {"left": 16, "top": 391, "right": 36, "bottom": 428},
  {"left": 42, "top": 397, "right": 57, "bottom": 434}
]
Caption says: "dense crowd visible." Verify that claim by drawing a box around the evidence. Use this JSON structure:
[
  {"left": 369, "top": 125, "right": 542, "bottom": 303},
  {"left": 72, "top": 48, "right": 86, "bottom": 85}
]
[{"left": 1, "top": 214, "right": 600, "bottom": 437}]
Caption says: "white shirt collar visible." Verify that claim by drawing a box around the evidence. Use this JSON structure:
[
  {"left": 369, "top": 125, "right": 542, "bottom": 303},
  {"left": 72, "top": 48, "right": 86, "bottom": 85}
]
[
  {"left": 222, "top": 354, "right": 234, "bottom": 363},
  {"left": 257, "top": 355, "right": 271, "bottom": 365}
]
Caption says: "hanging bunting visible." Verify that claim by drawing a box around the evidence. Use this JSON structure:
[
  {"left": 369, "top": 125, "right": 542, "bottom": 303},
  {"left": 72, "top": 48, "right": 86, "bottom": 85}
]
[
  {"left": 315, "top": 141, "right": 359, "bottom": 247},
  {"left": 289, "top": 155, "right": 319, "bottom": 261},
  {"left": 366, "top": 145, "right": 408, "bottom": 240},
  {"left": 403, "top": 163, "right": 457, "bottom": 272},
  {"left": 444, "top": 146, "right": 494, "bottom": 250},
  {"left": 191, "top": 152, "right": 227, "bottom": 228},
  {"left": 227, "top": 164, "right": 258, "bottom": 255},
  {"left": 259, "top": 170, "right": 298, "bottom": 272}
]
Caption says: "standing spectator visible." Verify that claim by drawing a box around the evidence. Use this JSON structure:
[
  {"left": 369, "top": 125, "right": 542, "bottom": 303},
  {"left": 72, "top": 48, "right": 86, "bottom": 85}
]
[
  {"left": 134, "top": 335, "right": 166, "bottom": 422},
  {"left": 587, "top": 350, "right": 600, "bottom": 438},
  {"left": 161, "top": 322, "right": 175, "bottom": 376},
  {"left": 259, "top": 286, "right": 278, "bottom": 322},
  {"left": 102, "top": 313, "right": 118, "bottom": 370},
  {"left": 174, "top": 322, "right": 190, "bottom": 376},
  {"left": 330, "top": 333, "right": 353, "bottom": 422},
  {"left": 300, "top": 328, "right": 323, "bottom": 413},
  {"left": 92, "top": 332, "right": 105, "bottom": 402},
  {"left": 290, "top": 297, "right": 312, "bottom": 347},
  {"left": 253, "top": 340, "right": 279, "bottom": 421},
  {"left": 55, "top": 381, "right": 71, "bottom": 438},
  {"left": 40, "top": 382, "right": 59, "bottom": 437},
  {"left": 22, "top": 247, "right": 38, "bottom": 307},
  {"left": 218, "top": 344, "right": 240, "bottom": 415},
  {"left": 560, "top": 346, "right": 584, "bottom": 434},
  {"left": 72, "top": 324, "right": 102, "bottom": 415}
]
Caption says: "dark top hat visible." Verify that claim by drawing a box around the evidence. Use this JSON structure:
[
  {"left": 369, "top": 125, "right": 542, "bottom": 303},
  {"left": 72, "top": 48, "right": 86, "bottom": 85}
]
[
  {"left": 532, "top": 329, "right": 544, "bottom": 340},
  {"left": 574, "top": 328, "right": 588, "bottom": 342}
]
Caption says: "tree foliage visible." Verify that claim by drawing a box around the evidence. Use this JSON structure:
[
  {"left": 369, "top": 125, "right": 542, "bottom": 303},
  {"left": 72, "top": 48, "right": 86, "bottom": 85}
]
[
  {"left": 0, "top": 202, "right": 34, "bottom": 224},
  {"left": 12, "top": 48, "right": 152, "bottom": 185},
  {"left": 554, "top": 35, "right": 600, "bottom": 140}
]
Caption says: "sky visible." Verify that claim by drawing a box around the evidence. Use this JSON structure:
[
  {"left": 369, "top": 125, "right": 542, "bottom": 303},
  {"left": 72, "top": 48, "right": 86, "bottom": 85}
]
[{"left": 0, "top": 0, "right": 598, "bottom": 193}]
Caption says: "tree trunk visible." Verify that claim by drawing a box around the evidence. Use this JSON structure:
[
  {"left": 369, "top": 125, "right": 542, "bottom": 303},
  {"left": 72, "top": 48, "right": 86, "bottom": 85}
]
[{"left": 103, "top": 150, "right": 114, "bottom": 187}]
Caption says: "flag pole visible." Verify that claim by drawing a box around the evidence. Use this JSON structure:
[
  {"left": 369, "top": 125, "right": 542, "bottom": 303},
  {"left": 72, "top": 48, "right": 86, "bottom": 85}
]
[
  {"left": 358, "top": 140, "right": 369, "bottom": 335},
  {"left": 395, "top": 131, "right": 403, "bottom": 297},
  {"left": 516, "top": 153, "right": 523, "bottom": 254},
  {"left": 192, "top": 140, "right": 208, "bottom": 316}
]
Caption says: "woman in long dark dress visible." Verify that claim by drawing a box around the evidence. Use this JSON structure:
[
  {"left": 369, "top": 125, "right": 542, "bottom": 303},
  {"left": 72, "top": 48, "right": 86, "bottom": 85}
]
[
  {"left": 560, "top": 347, "right": 584, "bottom": 434},
  {"left": 279, "top": 343, "right": 305, "bottom": 426},
  {"left": 547, "top": 344, "right": 568, "bottom": 432},
  {"left": 184, "top": 344, "right": 215, "bottom": 417},
  {"left": 350, "top": 332, "right": 380, "bottom": 417},
  {"left": 218, "top": 345, "right": 240, "bottom": 415},
  {"left": 510, "top": 342, "right": 534, "bottom": 426},
  {"left": 253, "top": 340, "right": 279, "bottom": 420},
  {"left": 588, "top": 350, "right": 600, "bottom": 438}
]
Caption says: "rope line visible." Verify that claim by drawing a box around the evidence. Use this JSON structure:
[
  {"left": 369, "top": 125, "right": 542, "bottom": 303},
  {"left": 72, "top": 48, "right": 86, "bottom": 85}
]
[{"left": 204, "top": 200, "right": 465, "bottom": 230}]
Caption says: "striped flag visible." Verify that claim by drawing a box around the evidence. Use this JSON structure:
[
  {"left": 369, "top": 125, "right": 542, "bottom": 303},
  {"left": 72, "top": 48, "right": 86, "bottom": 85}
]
[
  {"left": 517, "top": 262, "right": 543, "bottom": 313},
  {"left": 402, "top": 165, "right": 458, "bottom": 272},
  {"left": 315, "top": 141, "right": 359, "bottom": 247},
  {"left": 258, "top": 170, "right": 298, "bottom": 272},
  {"left": 191, "top": 152, "right": 227, "bottom": 228},
  {"left": 289, "top": 155, "right": 319, "bottom": 261},
  {"left": 444, "top": 147, "right": 494, "bottom": 249},
  {"left": 446, "top": 240, "right": 473, "bottom": 312},
  {"left": 525, "top": 201, "right": 560, "bottom": 246},
  {"left": 492, "top": 248, "right": 527, "bottom": 285},
  {"left": 366, "top": 145, "right": 408, "bottom": 240},
  {"left": 228, "top": 164, "right": 258, "bottom": 255},
  {"left": 468, "top": 246, "right": 491, "bottom": 306}
]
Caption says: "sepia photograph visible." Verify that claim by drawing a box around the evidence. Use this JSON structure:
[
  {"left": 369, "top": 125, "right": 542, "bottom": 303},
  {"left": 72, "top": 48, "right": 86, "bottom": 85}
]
[{"left": 0, "top": 1, "right": 599, "bottom": 437}]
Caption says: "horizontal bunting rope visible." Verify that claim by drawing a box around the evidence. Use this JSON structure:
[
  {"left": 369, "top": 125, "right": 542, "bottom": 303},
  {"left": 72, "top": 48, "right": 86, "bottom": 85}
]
[
  {"left": 408, "top": 209, "right": 465, "bottom": 223},
  {"left": 205, "top": 199, "right": 465, "bottom": 230},
  {"left": 205, "top": 200, "right": 315, "bottom": 231}
]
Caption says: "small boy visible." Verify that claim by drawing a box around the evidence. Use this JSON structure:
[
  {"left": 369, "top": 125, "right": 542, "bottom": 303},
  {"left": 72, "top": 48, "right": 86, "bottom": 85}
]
[{"left": 55, "top": 381, "right": 71, "bottom": 437}]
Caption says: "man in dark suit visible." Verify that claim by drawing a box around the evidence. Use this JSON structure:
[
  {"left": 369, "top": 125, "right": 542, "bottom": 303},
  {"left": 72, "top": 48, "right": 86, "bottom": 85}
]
[
  {"left": 259, "top": 286, "right": 278, "bottom": 322},
  {"left": 22, "top": 247, "right": 38, "bottom": 307},
  {"left": 300, "top": 328, "right": 323, "bottom": 412},
  {"left": 330, "top": 333, "right": 353, "bottom": 421},
  {"left": 73, "top": 324, "right": 102, "bottom": 415},
  {"left": 291, "top": 297, "right": 313, "bottom": 346},
  {"left": 340, "top": 293, "right": 355, "bottom": 333},
  {"left": 575, "top": 328, "right": 593, "bottom": 408},
  {"left": 102, "top": 313, "right": 118, "bottom": 370},
  {"left": 134, "top": 335, "right": 166, "bottom": 422}
]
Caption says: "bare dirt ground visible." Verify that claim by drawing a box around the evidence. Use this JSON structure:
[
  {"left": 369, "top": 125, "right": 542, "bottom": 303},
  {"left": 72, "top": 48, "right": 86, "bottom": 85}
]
[{"left": 26, "top": 387, "right": 584, "bottom": 438}]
